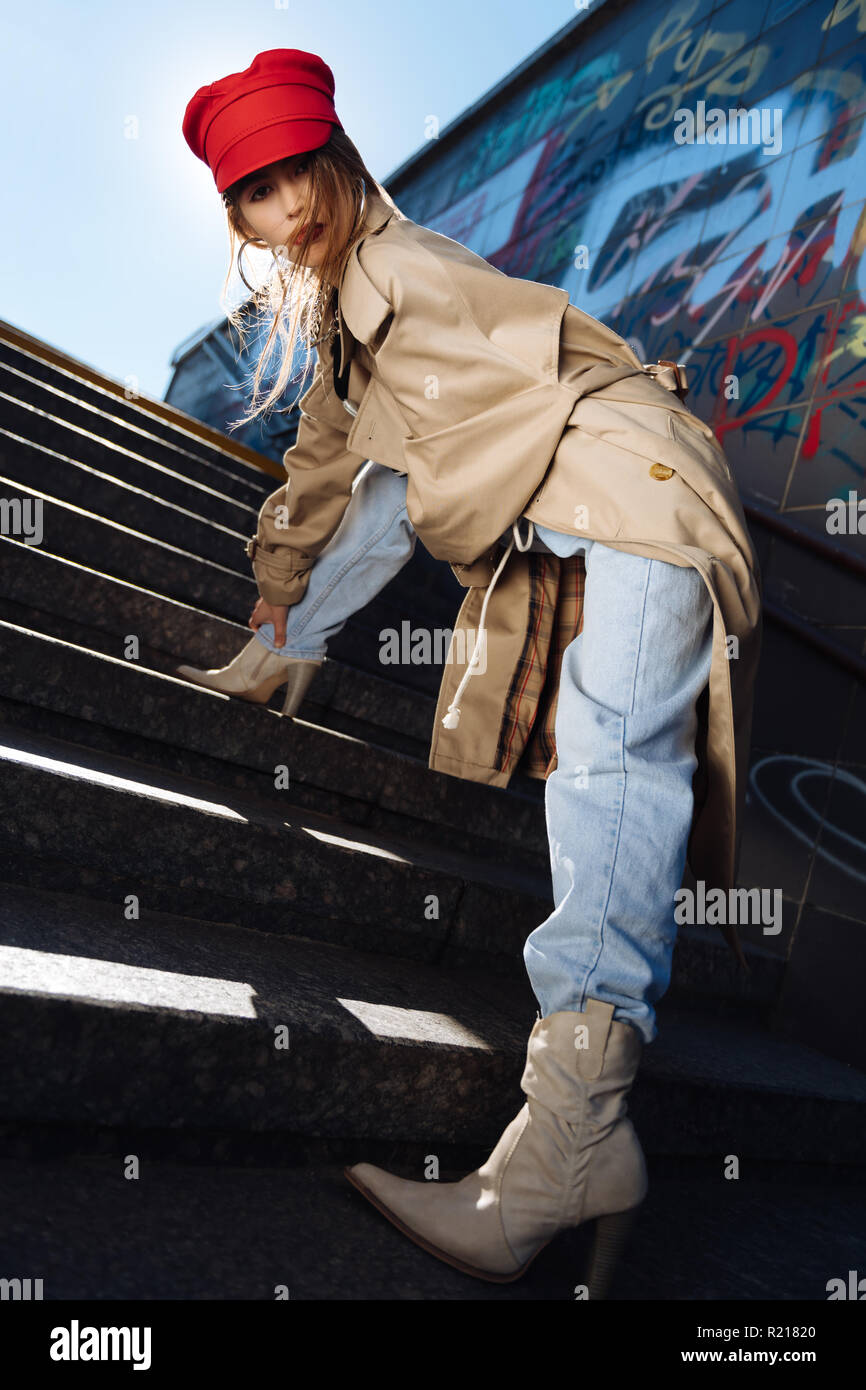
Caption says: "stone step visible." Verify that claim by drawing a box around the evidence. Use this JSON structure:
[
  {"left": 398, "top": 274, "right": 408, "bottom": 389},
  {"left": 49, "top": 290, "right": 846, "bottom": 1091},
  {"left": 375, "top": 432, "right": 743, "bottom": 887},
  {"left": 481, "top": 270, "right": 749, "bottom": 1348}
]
[
  {"left": 2, "top": 1147, "right": 862, "bottom": 1299},
  {"left": 0, "top": 619, "right": 551, "bottom": 874},
  {"left": 0, "top": 340, "right": 274, "bottom": 502},
  {"left": 0, "top": 727, "right": 554, "bottom": 974},
  {"left": 0, "top": 434, "right": 253, "bottom": 570},
  {"left": 0, "top": 491, "right": 454, "bottom": 681},
  {"left": 0, "top": 481, "right": 462, "bottom": 695},
  {"left": 0, "top": 480, "right": 252, "bottom": 620},
  {"left": 0, "top": 731, "right": 782, "bottom": 1011},
  {"left": 0, "top": 388, "right": 261, "bottom": 534},
  {"left": 0, "top": 519, "right": 489, "bottom": 733},
  {"left": 0, "top": 585, "right": 430, "bottom": 761},
  {"left": 0, "top": 537, "right": 447, "bottom": 760},
  {"left": 0, "top": 882, "right": 860, "bottom": 1163}
]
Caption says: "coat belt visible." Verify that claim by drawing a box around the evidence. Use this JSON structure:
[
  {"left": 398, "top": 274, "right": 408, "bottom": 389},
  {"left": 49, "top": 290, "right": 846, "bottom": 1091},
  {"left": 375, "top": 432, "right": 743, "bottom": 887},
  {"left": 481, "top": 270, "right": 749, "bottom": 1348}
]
[{"left": 564, "top": 359, "right": 688, "bottom": 402}]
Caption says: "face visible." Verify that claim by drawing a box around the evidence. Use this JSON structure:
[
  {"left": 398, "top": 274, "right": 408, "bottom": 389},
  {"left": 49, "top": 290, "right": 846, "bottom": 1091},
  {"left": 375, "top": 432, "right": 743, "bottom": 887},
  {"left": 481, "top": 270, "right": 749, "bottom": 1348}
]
[{"left": 235, "top": 153, "right": 328, "bottom": 267}]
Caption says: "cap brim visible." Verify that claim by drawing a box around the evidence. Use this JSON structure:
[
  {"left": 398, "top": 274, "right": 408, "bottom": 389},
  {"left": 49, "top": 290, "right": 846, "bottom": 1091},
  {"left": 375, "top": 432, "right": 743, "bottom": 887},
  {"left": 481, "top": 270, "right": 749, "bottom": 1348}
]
[{"left": 216, "top": 119, "right": 335, "bottom": 194}]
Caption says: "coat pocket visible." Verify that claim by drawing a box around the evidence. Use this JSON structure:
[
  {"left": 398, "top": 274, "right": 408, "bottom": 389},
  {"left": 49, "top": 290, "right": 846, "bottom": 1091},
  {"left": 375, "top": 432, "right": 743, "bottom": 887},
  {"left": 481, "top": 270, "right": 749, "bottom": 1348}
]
[{"left": 345, "top": 374, "right": 414, "bottom": 474}]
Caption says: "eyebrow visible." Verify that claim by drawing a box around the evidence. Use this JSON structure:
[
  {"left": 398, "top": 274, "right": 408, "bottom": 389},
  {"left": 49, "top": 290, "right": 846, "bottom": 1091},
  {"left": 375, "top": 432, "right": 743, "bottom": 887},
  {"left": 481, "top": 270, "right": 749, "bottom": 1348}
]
[{"left": 240, "top": 156, "right": 303, "bottom": 192}]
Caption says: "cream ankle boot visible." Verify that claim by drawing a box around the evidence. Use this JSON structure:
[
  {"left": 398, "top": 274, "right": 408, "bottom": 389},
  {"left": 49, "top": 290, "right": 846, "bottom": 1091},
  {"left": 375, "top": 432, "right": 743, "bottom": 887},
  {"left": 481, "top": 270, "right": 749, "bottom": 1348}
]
[
  {"left": 345, "top": 998, "right": 647, "bottom": 1294},
  {"left": 175, "top": 636, "right": 322, "bottom": 717}
]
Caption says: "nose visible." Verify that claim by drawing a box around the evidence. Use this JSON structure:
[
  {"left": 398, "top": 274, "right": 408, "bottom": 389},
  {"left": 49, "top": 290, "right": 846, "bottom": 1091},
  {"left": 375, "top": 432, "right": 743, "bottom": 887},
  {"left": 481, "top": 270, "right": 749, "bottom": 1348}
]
[
  {"left": 286, "top": 195, "right": 308, "bottom": 224},
  {"left": 270, "top": 178, "right": 301, "bottom": 223}
]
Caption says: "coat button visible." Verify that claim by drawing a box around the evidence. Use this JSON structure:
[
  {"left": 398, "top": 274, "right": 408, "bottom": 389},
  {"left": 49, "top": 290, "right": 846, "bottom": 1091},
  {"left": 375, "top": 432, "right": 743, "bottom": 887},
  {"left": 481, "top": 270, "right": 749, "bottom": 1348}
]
[{"left": 650, "top": 463, "right": 674, "bottom": 480}]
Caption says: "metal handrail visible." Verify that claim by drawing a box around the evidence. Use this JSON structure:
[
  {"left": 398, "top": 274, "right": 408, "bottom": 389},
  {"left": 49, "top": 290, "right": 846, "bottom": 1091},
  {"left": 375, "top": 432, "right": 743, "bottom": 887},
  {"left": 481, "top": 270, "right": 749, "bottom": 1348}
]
[{"left": 743, "top": 493, "right": 866, "bottom": 580}]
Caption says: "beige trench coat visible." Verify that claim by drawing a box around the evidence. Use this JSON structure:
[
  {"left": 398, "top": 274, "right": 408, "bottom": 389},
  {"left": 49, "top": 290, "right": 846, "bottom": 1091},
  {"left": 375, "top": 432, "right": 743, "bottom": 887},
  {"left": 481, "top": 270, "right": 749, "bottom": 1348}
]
[{"left": 247, "top": 191, "right": 763, "bottom": 966}]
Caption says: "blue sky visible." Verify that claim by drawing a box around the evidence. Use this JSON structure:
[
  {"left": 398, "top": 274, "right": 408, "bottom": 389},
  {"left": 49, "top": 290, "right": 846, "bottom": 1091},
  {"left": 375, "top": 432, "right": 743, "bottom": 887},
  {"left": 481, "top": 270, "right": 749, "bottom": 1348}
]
[{"left": 2, "top": 0, "right": 588, "bottom": 401}]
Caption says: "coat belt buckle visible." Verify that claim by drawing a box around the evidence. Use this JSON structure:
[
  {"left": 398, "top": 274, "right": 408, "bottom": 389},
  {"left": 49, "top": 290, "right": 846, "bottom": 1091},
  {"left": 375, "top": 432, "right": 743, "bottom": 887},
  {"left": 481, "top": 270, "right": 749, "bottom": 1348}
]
[{"left": 656, "top": 358, "right": 689, "bottom": 400}]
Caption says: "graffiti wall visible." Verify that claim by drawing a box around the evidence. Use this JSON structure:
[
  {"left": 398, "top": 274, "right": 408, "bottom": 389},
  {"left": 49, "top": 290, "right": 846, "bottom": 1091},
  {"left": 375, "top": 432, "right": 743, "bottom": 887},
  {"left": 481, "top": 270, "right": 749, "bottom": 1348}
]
[{"left": 394, "top": 0, "right": 866, "bottom": 575}]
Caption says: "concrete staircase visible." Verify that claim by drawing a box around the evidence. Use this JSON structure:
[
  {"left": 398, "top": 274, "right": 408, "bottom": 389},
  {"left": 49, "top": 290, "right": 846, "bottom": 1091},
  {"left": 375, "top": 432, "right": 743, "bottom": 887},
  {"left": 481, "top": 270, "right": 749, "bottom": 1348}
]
[{"left": 1, "top": 325, "right": 864, "bottom": 1301}]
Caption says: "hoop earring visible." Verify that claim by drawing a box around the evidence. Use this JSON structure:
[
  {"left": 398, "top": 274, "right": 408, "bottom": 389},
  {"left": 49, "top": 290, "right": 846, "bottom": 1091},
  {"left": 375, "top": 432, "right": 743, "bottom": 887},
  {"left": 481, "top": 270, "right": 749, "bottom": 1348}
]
[
  {"left": 236, "top": 236, "right": 261, "bottom": 293},
  {"left": 358, "top": 177, "right": 367, "bottom": 221}
]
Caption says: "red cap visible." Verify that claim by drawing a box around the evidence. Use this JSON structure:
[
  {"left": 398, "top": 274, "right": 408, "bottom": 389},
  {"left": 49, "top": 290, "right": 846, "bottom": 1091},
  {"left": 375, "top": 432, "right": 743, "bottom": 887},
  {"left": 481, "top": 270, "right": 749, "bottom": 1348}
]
[{"left": 182, "top": 48, "right": 343, "bottom": 194}]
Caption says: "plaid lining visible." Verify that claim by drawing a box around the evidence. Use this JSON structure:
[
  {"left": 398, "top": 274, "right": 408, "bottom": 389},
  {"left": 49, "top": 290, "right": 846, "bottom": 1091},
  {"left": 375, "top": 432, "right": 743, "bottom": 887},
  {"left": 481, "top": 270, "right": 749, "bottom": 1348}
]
[
  {"left": 493, "top": 552, "right": 550, "bottom": 775},
  {"left": 497, "top": 551, "right": 587, "bottom": 780}
]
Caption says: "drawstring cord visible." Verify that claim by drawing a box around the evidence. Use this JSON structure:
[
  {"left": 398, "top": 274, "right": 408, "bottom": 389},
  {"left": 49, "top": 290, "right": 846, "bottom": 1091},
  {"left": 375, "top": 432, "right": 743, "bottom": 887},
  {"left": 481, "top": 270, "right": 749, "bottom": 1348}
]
[
  {"left": 441, "top": 518, "right": 535, "bottom": 730},
  {"left": 513, "top": 517, "right": 536, "bottom": 553}
]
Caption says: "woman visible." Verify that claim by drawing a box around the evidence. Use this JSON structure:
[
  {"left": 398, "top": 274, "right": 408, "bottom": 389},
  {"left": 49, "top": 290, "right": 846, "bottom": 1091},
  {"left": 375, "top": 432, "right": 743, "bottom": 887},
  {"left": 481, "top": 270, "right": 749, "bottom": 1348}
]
[{"left": 180, "top": 48, "right": 762, "bottom": 1293}]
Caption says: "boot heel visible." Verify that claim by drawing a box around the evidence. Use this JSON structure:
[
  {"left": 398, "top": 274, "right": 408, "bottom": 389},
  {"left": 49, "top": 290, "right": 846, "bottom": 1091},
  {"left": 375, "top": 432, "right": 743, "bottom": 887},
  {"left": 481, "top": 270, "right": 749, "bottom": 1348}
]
[
  {"left": 236, "top": 674, "right": 297, "bottom": 713},
  {"left": 583, "top": 1204, "right": 641, "bottom": 1300},
  {"left": 279, "top": 660, "right": 322, "bottom": 718},
  {"left": 280, "top": 680, "right": 296, "bottom": 716}
]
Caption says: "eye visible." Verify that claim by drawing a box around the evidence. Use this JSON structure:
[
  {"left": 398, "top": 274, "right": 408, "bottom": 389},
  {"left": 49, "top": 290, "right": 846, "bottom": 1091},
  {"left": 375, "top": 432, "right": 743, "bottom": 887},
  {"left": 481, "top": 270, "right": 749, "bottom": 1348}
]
[{"left": 246, "top": 157, "right": 308, "bottom": 202}]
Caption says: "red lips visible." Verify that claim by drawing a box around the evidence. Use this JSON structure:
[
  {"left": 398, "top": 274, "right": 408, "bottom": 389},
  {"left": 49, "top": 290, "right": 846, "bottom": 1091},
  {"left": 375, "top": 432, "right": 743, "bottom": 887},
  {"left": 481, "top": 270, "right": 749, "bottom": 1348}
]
[{"left": 295, "top": 223, "right": 323, "bottom": 245}]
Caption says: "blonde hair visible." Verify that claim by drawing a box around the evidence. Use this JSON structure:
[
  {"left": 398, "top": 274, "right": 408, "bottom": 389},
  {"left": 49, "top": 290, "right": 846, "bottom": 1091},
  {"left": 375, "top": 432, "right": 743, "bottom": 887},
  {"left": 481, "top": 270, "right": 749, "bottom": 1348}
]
[{"left": 218, "top": 127, "right": 393, "bottom": 431}]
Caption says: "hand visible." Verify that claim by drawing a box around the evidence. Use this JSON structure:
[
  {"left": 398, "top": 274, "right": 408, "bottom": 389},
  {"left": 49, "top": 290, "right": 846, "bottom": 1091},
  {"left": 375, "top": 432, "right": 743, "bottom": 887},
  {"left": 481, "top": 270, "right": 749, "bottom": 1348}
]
[{"left": 249, "top": 597, "right": 290, "bottom": 648}]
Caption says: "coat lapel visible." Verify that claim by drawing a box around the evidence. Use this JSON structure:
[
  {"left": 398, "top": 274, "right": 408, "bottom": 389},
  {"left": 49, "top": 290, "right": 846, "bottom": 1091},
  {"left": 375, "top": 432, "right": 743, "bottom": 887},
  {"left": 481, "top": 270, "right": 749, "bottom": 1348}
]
[{"left": 334, "top": 193, "right": 397, "bottom": 379}]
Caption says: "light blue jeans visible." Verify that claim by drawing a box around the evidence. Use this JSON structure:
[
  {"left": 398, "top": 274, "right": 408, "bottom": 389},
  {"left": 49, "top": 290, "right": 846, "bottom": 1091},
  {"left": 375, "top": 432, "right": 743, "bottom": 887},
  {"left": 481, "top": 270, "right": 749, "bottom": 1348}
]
[
  {"left": 253, "top": 460, "right": 416, "bottom": 659},
  {"left": 519, "top": 524, "right": 713, "bottom": 1045},
  {"left": 255, "top": 461, "right": 713, "bottom": 1044}
]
